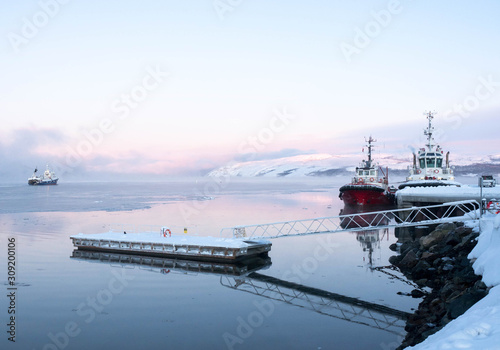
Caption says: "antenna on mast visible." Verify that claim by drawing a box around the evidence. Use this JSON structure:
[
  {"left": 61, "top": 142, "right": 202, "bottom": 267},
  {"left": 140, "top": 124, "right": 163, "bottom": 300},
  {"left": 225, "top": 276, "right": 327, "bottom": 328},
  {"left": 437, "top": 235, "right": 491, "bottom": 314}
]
[
  {"left": 423, "top": 111, "right": 436, "bottom": 150},
  {"left": 364, "top": 136, "right": 376, "bottom": 167}
]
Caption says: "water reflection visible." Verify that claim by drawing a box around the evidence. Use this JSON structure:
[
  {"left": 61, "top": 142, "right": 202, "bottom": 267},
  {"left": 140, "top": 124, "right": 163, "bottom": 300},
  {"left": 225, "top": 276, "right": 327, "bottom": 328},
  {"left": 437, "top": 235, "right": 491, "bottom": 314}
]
[
  {"left": 338, "top": 205, "right": 395, "bottom": 266},
  {"left": 355, "top": 229, "right": 382, "bottom": 266},
  {"left": 339, "top": 204, "right": 395, "bottom": 229},
  {"left": 221, "top": 272, "right": 410, "bottom": 336},
  {"left": 71, "top": 250, "right": 272, "bottom": 276},
  {"left": 71, "top": 250, "right": 409, "bottom": 337},
  {"left": 1, "top": 180, "right": 420, "bottom": 350}
]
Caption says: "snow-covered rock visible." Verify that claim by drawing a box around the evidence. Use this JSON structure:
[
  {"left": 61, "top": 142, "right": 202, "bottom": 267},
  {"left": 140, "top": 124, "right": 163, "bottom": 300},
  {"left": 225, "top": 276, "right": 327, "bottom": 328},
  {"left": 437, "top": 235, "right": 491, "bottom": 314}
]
[{"left": 407, "top": 213, "right": 500, "bottom": 349}]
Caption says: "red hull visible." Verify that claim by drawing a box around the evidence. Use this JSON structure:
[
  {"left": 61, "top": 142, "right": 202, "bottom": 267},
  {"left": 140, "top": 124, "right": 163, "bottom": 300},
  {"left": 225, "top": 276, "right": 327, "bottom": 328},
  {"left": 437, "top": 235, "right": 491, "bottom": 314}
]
[{"left": 339, "top": 186, "right": 394, "bottom": 206}]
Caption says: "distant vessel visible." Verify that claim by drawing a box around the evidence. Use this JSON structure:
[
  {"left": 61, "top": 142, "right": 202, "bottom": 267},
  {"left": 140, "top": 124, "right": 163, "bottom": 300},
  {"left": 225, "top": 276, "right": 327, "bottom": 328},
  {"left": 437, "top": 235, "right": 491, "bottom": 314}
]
[
  {"left": 399, "top": 112, "right": 459, "bottom": 190},
  {"left": 28, "top": 165, "right": 58, "bottom": 185},
  {"left": 339, "top": 137, "right": 396, "bottom": 206}
]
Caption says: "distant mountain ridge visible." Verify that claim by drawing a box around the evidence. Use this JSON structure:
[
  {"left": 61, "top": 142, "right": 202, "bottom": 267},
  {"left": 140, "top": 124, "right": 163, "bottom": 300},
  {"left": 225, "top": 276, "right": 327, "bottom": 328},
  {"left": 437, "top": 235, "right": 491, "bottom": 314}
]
[{"left": 207, "top": 153, "right": 500, "bottom": 178}]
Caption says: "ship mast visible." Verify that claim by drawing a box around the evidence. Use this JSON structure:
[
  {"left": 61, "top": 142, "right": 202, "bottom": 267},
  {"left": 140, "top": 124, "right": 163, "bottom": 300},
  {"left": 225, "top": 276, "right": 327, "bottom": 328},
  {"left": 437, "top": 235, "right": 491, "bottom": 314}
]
[
  {"left": 365, "top": 136, "right": 376, "bottom": 168},
  {"left": 423, "top": 111, "right": 436, "bottom": 151}
]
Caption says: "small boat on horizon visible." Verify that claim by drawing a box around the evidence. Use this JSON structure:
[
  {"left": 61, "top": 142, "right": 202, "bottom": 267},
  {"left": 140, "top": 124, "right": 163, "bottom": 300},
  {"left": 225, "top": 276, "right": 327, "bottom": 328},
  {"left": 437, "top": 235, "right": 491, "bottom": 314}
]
[
  {"left": 399, "top": 111, "right": 460, "bottom": 190},
  {"left": 339, "top": 136, "right": 396, "bottom": 206},
  {"left": 28, "top": 165, "right": 58, "bottom": 186}
]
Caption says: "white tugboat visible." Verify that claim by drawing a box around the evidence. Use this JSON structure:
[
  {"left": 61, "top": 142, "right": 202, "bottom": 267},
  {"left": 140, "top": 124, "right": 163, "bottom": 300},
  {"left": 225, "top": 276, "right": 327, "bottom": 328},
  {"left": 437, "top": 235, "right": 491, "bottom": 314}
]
[
  {"left": 399, "top": 111, "right": 460, "bottom": 189},
  {"left": 28, "top": 165, "right": 59, "bottom": 185}
]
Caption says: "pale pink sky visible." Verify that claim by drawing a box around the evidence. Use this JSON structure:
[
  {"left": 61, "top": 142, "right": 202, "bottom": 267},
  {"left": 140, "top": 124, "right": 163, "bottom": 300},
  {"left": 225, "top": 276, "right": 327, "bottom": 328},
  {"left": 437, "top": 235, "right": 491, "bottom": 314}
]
[{"left": 1, "top": 1, "right": 500, "bottom": 180}]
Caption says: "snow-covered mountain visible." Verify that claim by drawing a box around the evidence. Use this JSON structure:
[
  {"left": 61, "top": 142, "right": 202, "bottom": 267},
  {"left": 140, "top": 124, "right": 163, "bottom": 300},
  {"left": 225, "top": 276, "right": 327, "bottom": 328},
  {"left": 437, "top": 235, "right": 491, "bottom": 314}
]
[
  {"left": 207, "top": 153, "right": 500, "bottom": 178},
  {"left": 207, "top": 154, "right": 342, "bottom": 177}
]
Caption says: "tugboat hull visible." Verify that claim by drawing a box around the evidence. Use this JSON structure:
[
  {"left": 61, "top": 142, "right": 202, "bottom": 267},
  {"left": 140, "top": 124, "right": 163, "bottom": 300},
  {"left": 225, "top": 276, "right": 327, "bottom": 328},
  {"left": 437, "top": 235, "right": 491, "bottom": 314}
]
[{"left": 339, "top": 185, "right": 394, "bottom": 206}]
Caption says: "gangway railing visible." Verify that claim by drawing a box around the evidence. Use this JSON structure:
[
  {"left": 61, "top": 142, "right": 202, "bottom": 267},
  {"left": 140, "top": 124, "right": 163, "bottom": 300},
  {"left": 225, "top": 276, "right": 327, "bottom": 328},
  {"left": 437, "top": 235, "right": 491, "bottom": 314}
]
[
  {"left": 221, "top": 272, "right": 410, "bottom": 336},
  {"left": 220, "top": 200, "right": 480, "bottom": 239}
]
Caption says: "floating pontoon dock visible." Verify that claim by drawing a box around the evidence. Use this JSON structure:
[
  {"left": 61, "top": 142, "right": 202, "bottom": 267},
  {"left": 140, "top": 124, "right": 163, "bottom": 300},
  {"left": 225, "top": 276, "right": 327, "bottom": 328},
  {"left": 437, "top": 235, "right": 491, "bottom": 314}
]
[{"left": 70, "top": 231, "right": 271, "bottom": 262}]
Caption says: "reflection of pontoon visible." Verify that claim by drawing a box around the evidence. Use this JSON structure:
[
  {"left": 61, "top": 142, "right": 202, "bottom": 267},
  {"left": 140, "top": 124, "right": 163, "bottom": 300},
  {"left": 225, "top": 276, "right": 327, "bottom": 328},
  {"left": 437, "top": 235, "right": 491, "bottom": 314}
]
[
  {"left": 71, "top": 250, "right": 271, "bottom": 276},
  {"left": 72, "top": 250, "right": 409, "bottom": 336},
  {"left": 221, "top": 272, "right": 410, "bottom": 336}
]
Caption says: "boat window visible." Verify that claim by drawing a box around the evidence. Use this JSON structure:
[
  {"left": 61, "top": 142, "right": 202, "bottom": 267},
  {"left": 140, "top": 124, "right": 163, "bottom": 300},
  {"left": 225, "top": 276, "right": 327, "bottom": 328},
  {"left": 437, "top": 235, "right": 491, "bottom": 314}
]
[
  {"left": 363, "top": 170, "right": 369, "bottom": 176},
  {"left": 419, "top": 159, "right": 425, "bottom": 168},
  {"left": 436, "top": 158, "right": 443, "bottom": 167},
  {"left": 426, "top": 157, "right": 436, "bottom": 167},
  {"left": 370, "top": 170, "right": 375, "bottom": 176},
  {"left": 427, "top": 153, "right": 435, "bottom": 156}
]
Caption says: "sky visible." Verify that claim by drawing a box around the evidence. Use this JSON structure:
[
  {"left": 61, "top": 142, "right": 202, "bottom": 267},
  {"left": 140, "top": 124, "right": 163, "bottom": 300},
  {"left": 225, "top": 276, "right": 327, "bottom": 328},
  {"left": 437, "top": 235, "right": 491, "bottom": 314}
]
[{"left": 1, "top": 0, "right": 500, "bottom": 180}]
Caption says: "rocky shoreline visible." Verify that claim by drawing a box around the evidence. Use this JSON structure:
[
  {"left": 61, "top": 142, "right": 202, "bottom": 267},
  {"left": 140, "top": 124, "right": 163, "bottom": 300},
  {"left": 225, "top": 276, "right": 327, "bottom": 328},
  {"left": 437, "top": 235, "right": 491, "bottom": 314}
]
[{"left": 389, "top": 222, "right": 489, "bottom": 349}]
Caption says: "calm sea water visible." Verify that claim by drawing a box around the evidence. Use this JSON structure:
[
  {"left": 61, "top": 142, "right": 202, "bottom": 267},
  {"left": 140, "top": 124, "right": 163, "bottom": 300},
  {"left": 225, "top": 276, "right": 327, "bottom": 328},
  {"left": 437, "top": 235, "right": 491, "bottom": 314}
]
[{"left": 0, "top": 177, "right": 430, "bottom": 350}]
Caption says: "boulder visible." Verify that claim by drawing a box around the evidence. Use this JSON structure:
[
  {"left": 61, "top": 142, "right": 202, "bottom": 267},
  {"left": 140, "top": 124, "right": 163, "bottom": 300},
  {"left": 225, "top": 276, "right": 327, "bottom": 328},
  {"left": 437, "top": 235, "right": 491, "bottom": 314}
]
[
  {"left": 435, "top": 222, "right": 457, "bottom": 232},
  {"left": 420, "top": 226, "right": 454, "bottom": 249},
  {"left": 455, "top": 226, "right": 473, "bottom": 238},
  {"left": 412, "top": 260, "right": 432, "bottom": 279},
  {"left": 444, "top": 232, "right": 460, "bottom": 246},
  {"left": 399, "top": 249, "right": 418, "bottom": 269},
  {"left": 389, "top": 255, "right": 401, "bottom": 265},
  {"left": 411, "top": 289, "right": 426, "bottom": 298},
  {"left": 446, "top": 290, "right": 486, "bottom": 319},
  {"left": 421, "top": 251, "right": 436, "bottom": 261}
]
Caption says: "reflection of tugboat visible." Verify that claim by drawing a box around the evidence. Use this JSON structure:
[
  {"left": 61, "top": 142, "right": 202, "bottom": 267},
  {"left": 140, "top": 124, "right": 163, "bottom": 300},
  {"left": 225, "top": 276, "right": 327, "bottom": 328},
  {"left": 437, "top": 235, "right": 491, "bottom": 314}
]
[
  {"left": 339, "top": 204, "right": 394, "bottom": 229},
  {"left": 356, "top": 229, "right": 383, "bottom": 266},
  {"left": 28, "top": 165, "right": 58, "bottom": 185},
  {"left": 339, "top": 137, "right": 396, "bottom": 206},
  {"left": 399, "top": 111, "right": 460, "bottom": 190}
]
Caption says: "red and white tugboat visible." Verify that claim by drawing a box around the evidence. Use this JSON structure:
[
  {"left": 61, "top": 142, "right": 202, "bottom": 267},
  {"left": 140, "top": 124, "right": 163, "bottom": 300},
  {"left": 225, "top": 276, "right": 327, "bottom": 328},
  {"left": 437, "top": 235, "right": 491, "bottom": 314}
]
[
  {"left": 398, "top": 111, "right": 460, "bottom": 190},
  {"left": 339, "top": 137, "right": 396, "bottom": 206}
]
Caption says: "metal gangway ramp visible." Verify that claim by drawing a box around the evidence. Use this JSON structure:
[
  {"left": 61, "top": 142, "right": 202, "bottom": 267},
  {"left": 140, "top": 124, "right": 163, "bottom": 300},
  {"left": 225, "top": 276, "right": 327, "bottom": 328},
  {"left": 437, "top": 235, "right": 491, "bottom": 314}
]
[
  {"left": 220, "top": 200, "right": 480, "bottom": 239},
  {"left": 221, "top": 272, "right": 410, "bottom": 336}
]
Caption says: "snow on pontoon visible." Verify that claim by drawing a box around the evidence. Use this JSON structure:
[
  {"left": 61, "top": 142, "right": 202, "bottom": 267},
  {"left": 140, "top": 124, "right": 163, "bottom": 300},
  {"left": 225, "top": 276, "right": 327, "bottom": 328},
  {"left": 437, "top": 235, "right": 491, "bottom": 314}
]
[
  {"left": 28, "top": 165, "right": 59, "bottom": 185},
  {"left": 339, "top": 136, "right": 396, "bottom": 206},
  {"left": 399, "top": 111, "right": 460, "bottom": 190},
  {"left": 70, "top": 227, "right": 272, "bottom": 263}
]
